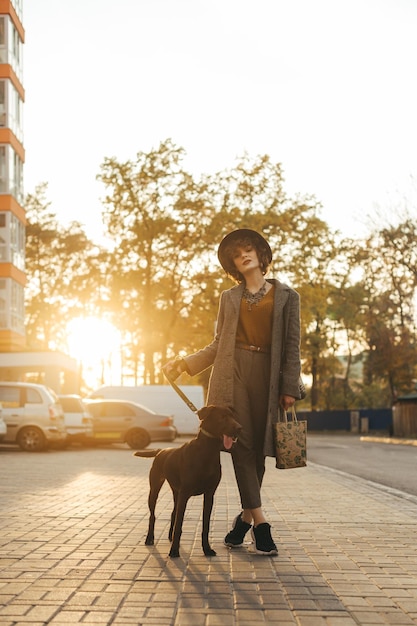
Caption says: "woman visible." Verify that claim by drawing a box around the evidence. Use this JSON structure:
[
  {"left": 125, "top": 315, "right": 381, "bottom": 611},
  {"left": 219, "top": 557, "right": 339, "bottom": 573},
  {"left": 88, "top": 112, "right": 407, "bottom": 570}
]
[{"left": 165, "top": 228, "right": 302, "bottom": 555}]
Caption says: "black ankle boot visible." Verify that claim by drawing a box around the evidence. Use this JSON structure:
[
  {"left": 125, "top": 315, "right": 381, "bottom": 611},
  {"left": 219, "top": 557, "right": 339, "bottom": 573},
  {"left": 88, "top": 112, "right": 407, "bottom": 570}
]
[
  {"left": 224, "top": 513, "right": 252, "bottom": 547},
  {"left": 251, "top": 523, "right": 278, "bottom": 555}
]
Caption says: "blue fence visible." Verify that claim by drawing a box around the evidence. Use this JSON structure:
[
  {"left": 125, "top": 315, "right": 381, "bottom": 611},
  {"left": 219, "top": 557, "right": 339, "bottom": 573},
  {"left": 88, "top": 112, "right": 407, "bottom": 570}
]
[{"left": 296, "top": 408, "right": 392, "bottom": 432}]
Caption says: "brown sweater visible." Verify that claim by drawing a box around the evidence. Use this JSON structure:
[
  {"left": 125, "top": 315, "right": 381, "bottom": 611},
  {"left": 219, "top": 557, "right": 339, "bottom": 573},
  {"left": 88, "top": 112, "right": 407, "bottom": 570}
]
[{"left": 235, "top": 285, "right": 275, "bottom": 348}]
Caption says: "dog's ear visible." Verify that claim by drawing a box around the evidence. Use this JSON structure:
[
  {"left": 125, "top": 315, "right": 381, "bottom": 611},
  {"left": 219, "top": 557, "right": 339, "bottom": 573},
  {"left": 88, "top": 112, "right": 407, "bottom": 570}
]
[{"left": 197, "top": 406, "right": 213, "bottom": 421}]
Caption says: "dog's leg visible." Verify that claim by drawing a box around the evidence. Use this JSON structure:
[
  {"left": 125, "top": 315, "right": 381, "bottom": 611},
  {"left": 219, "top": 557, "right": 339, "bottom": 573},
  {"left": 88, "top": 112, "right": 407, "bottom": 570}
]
[
  {"left": 169, "top": 491, "right": 189, "bottom": 558},
  {"left": 168, "top": 489, "right": 178, "bottom": 542},
  {"left": 202, "top": 490, "right": 216, "bottom": 556},
  {"left": 145, "top": 469, "right": 165, "bottom": 546}
]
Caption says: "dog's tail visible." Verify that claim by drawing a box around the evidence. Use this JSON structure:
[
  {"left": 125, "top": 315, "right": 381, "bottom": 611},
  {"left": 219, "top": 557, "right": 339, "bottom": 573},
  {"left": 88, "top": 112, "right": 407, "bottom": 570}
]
[{"left": 133, "top": 449, "right": 161, "bottom": 458}]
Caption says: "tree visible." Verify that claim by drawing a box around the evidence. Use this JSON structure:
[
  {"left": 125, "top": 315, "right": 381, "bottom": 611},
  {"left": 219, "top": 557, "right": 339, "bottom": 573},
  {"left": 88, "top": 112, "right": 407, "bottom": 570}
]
[
  {"left": 354, "top": 221, "right": 417, "bottom": 403},
  {"left": 98, "top": 143, "right": 328, "bottom": 388},
  {"left": 27, "top": 153, "right": 416, "bottom": 409},
  {"left": 97, "top": 139, "right": 216, "bottom": 383},
  {"left": 24, "top": 183, "right": 104, "bottom": 351}
]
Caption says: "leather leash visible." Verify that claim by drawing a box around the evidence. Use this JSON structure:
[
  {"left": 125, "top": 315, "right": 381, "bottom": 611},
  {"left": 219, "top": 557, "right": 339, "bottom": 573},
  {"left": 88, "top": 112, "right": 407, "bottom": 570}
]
[{"left": 163, "top": 366, "right": 199, "bottom": 415}]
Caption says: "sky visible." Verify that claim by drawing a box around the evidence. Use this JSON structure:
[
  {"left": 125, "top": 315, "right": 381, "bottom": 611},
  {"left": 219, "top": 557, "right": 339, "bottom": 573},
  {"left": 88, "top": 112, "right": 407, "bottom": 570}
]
[{"left": 22, "top": 0, "right": 417, "bottom": 241}]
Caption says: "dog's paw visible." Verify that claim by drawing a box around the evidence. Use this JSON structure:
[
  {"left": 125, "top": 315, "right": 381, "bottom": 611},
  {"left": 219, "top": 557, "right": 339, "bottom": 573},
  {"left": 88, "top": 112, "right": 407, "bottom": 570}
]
[
  {"left": 204, "top": 548, "right": 217, "bottom": 557},
  {"left": 145, "top": 537, "right": 154, "bottom": 546}
]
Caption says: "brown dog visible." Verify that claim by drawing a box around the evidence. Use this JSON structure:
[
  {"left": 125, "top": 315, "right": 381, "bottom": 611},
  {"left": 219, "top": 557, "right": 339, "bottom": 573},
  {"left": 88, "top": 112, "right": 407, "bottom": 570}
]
[{"left": 134, "top": 405, "right": 241, "bottom": 558}]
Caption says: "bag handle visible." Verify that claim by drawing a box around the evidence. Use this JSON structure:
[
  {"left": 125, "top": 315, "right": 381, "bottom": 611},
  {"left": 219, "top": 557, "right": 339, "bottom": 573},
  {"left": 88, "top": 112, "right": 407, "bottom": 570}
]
[{"left": 282, "top": 405, "right": 298, "bottom": 423}]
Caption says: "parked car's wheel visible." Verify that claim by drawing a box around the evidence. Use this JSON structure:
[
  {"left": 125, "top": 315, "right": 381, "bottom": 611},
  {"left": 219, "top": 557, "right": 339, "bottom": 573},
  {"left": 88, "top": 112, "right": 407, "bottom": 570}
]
[
  {"left": 17, "top": 427, "right": 47, "bottom": 452},
  {"left": 126, "top": 428, "right": 151, "bottom": 449}
]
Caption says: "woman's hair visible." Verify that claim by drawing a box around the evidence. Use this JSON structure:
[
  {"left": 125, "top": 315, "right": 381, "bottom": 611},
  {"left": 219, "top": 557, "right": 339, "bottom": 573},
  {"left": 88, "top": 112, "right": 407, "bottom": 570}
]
[{"left": 222, "top": 234, "right": 271, "bottom": 283}]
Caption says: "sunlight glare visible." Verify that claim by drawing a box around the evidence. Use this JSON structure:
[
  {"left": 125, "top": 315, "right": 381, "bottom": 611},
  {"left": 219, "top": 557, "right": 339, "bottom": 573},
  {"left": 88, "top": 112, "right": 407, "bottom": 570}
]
[{"left": 66, "top": 316, "right": 121, "bottom": 390}]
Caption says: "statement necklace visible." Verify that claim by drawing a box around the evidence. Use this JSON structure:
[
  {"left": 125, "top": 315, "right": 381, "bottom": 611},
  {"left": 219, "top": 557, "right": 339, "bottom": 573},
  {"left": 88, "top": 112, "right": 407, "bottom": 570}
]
[{"left": 242, "top": 281, "right": 267, "bottom": 311}]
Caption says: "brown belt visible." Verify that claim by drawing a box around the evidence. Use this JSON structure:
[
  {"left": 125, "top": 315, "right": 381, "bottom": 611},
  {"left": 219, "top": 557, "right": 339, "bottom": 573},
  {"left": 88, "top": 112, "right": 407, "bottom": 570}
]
[{"left": 236, "top": 342, "right": 270, "bottom": 354}]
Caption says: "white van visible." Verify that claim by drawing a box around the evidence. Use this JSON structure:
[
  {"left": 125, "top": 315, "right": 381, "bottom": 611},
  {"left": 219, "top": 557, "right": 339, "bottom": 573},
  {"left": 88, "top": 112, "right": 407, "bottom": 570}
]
[
  {"left": 87, "top": 385, "right": 205, "bottom": 435},
  {"left": 0, "top": 382, "right": 67, "bottom": 451}
]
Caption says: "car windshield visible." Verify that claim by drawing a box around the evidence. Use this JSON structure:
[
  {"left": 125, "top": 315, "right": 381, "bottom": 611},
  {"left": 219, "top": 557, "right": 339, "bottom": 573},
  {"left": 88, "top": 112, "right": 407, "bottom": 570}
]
[
  {"left": 85, "top": 400, "right": 157, "bottom": 415},
  {"left": 134, "top": 403, "right": 156, "bottom": 414}
]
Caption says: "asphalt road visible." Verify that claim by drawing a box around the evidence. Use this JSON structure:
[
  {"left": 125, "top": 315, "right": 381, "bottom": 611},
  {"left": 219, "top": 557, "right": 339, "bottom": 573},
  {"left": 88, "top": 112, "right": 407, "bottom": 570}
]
[{"left": 307, "top": 433, "right": 417, "bottom": 498}]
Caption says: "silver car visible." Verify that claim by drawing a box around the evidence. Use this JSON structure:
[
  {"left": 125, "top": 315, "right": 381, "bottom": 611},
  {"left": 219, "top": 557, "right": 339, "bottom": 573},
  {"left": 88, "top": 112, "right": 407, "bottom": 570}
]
[
  {"left": 84, "top": 399, "right": 177, "bottom": 449},
  {"left": 0, "top": 382, "right": 67, "bottom": 452}
]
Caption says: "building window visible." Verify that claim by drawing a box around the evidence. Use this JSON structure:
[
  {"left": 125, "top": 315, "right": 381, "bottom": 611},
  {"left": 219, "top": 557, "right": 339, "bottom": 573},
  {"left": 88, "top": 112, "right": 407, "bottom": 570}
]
[
  {"left": 0, "top": 279, "right": 8, "bottom": 328},
  {"left": 0, "top": 212, "right": 25, "bottom": 269},
  {"left": 11, "top": 279, "right": 24, "bottom": 332},
  {"left": 0, "top": 211, "right": 9, "bottom": 262},
  {"left": 0, "top": 16, "right": 23, "bottom": 80},
  {"left": 0, "top": 144, "right": 23, "bottom": 201},
  {"left": 10, "top": 147, "right": 23, "bottom": 201},
  {"left": 0, "top": 146, "right": 6, "bottom": 193},
  {"left": 10, "top": 212, "right": 25, "bottom": 270},
  {"left": 10, "top": 81, "right": 24, "bottom": 141},
  {"left": 0, "top": 79, "right": 23, "bottom": 140},
  {"left": 0, "top": 81, "right": 5, "bottom": 127},
  {"left": 0, "top": 278, "right": 24, "bottom": 332},
  {"left": 7, "top": 17, "right": 23, "bottom": 81},
  {"left": 0, "top": 17, "right": 5, "bottom": 64}
]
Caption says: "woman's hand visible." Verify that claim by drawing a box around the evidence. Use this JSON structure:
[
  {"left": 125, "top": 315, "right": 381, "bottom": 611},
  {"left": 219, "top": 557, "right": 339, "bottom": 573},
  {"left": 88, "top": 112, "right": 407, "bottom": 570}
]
[
  {"left": 163, "top": 357, "right": 186, "bottom": 380},
  {"left": 279, "top": 394, "right": 296, "bottom": 411}
]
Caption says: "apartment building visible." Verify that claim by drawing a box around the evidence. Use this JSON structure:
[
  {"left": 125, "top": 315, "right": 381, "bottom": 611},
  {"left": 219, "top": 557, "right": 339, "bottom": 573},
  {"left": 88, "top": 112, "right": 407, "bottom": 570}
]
[
  {"left": 0, "top": 2, "right": 79, "bottom": 391},
  {"left": 0, "top": 0, "right": 24, "bottom": 351}
]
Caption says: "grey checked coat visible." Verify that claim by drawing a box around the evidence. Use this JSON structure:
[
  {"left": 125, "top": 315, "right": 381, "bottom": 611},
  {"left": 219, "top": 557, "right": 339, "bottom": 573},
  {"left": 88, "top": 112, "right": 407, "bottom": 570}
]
[{"left": 184, "top": 279, "right": 301, "bottom": 458}]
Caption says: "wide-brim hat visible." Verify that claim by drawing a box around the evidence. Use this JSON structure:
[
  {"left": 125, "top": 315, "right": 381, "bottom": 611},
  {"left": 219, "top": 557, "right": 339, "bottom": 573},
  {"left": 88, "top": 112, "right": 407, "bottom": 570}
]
[{"left": 217, "top": 228, "right": 272, "bottom": 272}]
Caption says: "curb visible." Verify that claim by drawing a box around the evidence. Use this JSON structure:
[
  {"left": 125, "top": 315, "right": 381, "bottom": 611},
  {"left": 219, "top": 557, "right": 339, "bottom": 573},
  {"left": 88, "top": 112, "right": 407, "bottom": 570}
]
[{"left": 360, "top": 435, "right": 417, "bottom": 446}]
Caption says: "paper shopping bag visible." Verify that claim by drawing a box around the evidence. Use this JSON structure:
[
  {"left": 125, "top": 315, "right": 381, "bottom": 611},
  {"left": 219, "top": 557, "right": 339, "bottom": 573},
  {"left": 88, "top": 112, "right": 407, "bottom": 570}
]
[{"left": 274, "top": 406, "right": 307, "bottom": 469}]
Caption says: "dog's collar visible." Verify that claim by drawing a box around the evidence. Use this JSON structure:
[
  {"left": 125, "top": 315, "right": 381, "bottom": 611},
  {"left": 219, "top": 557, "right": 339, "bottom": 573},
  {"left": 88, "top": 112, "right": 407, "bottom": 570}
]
[
  {"left": 199, "top": 427, "right": 238, "bottom": 445},
  {"left": 199, "top": 427, "right": 218, "bottom": 439}
]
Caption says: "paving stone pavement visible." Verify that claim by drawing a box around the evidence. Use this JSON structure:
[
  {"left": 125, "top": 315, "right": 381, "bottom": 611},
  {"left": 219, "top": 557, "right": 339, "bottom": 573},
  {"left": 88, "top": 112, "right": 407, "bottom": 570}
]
[{"left": 1, "top": 440, "right": 417, "bottom": 626}]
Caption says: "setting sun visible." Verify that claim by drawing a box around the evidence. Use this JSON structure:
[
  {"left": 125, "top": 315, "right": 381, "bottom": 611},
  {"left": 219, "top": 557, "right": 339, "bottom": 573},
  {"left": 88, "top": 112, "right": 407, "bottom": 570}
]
[{"left": 66, "top": 317, "right": 122, "bottom": 391}]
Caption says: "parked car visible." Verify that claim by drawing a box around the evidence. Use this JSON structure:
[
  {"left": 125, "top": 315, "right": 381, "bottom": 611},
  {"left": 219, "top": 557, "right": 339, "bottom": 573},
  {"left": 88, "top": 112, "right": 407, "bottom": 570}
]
[
  {"left": 0, "top": 382, "right": 67, "bottom": 452},
  {"left": 83, "top": 399, "right": 177, "bottom": 449},
  {"left": 88, "top": 385, "right": 205, "bottom": 435},
  {"left": 58, "top": 394, "right": 94, "bottom": 445}
]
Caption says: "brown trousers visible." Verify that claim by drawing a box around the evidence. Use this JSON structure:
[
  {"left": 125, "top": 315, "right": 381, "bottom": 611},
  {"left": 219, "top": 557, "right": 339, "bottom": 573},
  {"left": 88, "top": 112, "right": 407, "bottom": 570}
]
[{"left": 231, "top": 347, "right": 271, "bottom": 510}]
